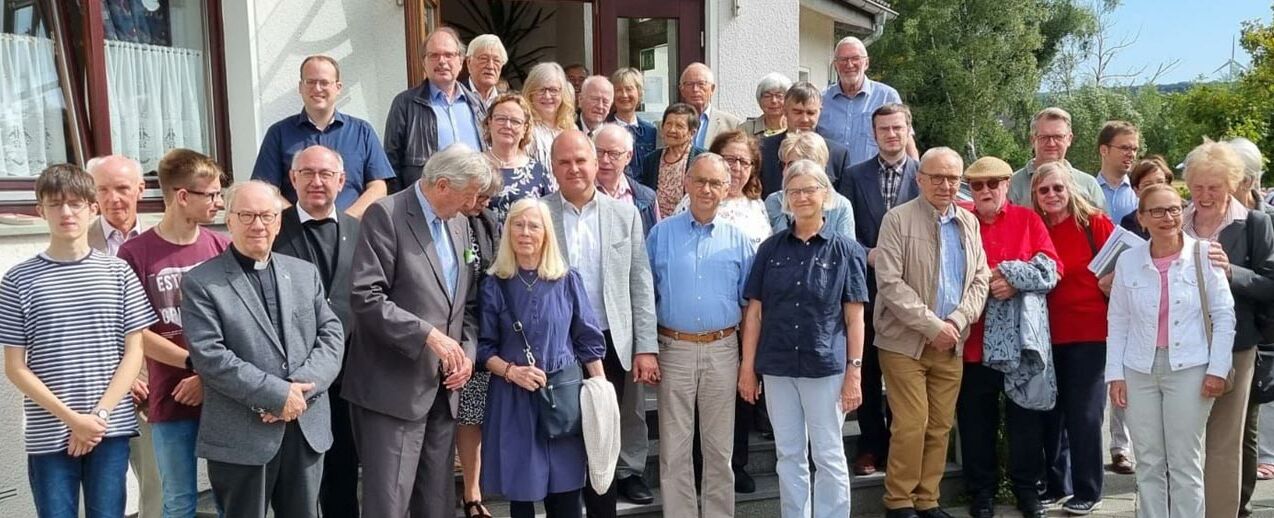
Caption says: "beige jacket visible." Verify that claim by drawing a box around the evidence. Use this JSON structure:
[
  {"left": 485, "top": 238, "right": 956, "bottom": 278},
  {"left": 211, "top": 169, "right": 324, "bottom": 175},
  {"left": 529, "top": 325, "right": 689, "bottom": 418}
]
[{"left": 872, "top": 197, "right": 991, "bottom": 359}]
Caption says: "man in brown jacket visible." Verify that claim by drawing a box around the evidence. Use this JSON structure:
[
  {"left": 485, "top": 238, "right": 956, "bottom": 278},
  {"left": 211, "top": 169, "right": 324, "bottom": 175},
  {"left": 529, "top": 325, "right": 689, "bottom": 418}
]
[{"left": 872, "top": 147, "right": 990, "bottom": 518}]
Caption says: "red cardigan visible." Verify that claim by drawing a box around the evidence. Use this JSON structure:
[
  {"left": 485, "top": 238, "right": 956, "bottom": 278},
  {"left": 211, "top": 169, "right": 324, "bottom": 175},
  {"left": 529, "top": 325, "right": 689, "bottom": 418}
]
[
  {"left": 1045, "top": 213, "right": 1114, "bottom": 345},
  {"left": 959, "top": 202, "right": 1060, "bottom": 362}
]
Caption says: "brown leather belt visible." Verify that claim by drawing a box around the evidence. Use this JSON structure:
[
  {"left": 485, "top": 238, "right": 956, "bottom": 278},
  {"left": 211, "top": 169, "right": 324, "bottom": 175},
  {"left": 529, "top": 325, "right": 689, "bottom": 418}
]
[{"left": 657, "top": 326, "right": 736, "bottom": 344}]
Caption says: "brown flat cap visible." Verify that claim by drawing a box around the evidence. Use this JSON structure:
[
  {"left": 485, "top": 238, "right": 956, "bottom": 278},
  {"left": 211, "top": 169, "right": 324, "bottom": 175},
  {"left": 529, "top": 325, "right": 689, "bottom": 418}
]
[{"left": 965, "top": 156, "right": 1013, "bottom": 179}]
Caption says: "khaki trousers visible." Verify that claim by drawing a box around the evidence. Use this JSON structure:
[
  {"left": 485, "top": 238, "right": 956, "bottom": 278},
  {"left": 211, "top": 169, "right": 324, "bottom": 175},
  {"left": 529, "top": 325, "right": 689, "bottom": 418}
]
[
  {"left": 879, "top": 347, "right": 962, "bottom": 511},
  {"left": 129, "top": 411, "right": 163, "bottom": 517},
  {"left": 657, "top": 334, "right": 738, "bottom": 518},
  {"left": 1205, "top": 347, "right": 1256, "bottom": 518}
]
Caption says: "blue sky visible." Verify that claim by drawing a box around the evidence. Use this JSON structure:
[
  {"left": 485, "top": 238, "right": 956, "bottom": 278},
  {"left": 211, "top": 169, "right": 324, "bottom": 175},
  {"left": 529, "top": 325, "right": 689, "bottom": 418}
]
[{"left": 1093, "top": 0, "right": 1269, "bottom": 84}]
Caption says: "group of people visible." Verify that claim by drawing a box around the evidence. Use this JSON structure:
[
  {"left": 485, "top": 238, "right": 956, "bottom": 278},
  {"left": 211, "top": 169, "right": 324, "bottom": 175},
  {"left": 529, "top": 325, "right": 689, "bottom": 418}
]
[{"left": 4, "top": 25, "right": 1274, "bottom": 518}]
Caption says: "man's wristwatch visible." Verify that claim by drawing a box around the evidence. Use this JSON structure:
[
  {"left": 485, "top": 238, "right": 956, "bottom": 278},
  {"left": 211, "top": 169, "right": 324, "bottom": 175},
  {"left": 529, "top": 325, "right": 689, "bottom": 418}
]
[
  {"left": 849, "top": 358, "right": 863, "bottom": 368},
  {"left": 94, "top": 408, "right": 110, "bottom": 421}
]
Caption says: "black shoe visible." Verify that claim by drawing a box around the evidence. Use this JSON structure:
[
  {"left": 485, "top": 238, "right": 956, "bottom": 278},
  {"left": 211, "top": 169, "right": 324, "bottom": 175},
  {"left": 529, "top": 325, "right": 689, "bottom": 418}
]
[
  {"left": 1017, "top": 499, "right": 1047, "bottom": 518},
  {"left": 734, "top": 469, "right": 756, "bottom": 493},
  {"left": 1062, "top": 499, "right": 1102, "bottom": 515},
  {"left": 969, "top": 500, "right": 995, "bottom": 518},
  {"left": 918, "top": 507, "right": 955, "bottom": 518},
  {"left": 617, "top": 475, "right": 654, "bottom": 505},
  {"left": 885, "top": 508, "right": 920, "bottom": 518}
]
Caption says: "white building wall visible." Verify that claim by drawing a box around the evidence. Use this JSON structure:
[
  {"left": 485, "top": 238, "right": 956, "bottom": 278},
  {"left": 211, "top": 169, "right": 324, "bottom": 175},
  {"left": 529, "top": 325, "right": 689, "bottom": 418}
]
[
  {"left": 0, "top": 233, "right": 46, "bottom": 514},
  {"left": 799, "top": 6, "right": 836, "bottom": 89},
  {"left": 706, "top": 0, "right": 801, "bottom": 119}
]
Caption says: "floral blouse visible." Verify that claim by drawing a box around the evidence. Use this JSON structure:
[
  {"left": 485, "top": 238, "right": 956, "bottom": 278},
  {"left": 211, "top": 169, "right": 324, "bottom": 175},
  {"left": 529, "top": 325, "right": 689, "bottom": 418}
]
[
  {"left": 674, "top": 195, "right": 772, "bottom": 249},
  {"left": 489, "top": 157, "right": 555, "bottom": 223},
  {"left": 656, "top": 151, "right": 690, "bottom": 217}
]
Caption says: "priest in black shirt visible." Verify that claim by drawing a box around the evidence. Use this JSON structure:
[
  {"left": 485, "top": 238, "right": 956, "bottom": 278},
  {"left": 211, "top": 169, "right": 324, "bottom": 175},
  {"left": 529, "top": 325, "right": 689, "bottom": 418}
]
[{"left": 273, "top": 144, "right": 362, "bottom": 517}]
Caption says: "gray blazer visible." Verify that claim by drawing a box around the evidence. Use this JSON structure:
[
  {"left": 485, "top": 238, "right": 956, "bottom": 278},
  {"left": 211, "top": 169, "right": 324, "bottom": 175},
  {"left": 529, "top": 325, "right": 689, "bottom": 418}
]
[
  {"left": 342, "top": 187, "right": 478, "bottom": 421},
  {"left": 543, "top": 191, "right": 657, "bottom": 369},
  {"left": 182, "top": 250, "right": 345, "bottom": 466}
]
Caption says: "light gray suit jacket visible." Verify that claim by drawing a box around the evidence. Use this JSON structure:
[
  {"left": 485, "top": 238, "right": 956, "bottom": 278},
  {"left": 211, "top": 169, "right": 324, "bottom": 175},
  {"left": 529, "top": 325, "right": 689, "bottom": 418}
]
[
  {"left": 342, "top": 187, "right": 478, "bottom": 421},
  {"left": 86, "top": 216, "right": 145, "bottom": 254},
  {"left": 703, "top": 106, "right": 743, "bottom": 146},
  {"left": 543, "top": 191, "right": 657, "bottom": 370},
  {"left": 182, "top": 250, "right": 345, "bottom": 466}
]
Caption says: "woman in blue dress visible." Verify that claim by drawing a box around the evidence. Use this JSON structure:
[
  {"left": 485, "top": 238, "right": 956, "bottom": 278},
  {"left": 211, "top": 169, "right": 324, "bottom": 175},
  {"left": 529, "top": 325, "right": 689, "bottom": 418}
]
[{"left": 478, "top": 198, "right": 607, "bottom": 518}]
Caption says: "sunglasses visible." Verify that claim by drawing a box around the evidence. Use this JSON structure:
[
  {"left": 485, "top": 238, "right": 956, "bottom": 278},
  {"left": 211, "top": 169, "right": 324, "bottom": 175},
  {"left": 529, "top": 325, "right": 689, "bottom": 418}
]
[
  {"left": 969, "top": 178, "right": 1003, "bottom": 191},
  {"left": 1036, "top": 184, "right": 1066, "bottom": 196}
]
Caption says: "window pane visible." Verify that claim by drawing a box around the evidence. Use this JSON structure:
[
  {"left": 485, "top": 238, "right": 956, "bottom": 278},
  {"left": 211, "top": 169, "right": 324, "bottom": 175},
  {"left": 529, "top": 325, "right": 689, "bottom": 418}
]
[
  {"left": 616, "top": 17, "right": 677, "bottom": 120},
  {"left": 103, "top": 0, "right": 210, "bottom": 172},
  {"left": 0, "top": 1, "right": 73, "bottom": 177}
]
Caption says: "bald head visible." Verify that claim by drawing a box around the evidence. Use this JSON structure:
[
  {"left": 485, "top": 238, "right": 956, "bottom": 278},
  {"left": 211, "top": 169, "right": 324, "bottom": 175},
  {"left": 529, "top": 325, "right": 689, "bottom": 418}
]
[
  {"left": 679, "top": 63, "right": 717, "bottom": 113},
  {"left": 917, "top": 147, "right": 964, "bottom": 211},
  {"left": 289, "top": 145, "right": 346, "bottom": 216},
  {"left": 87, "top": 155, "right": 145, "bottom": 232},
  {"left": 551, "top": 130, "right": 599, "bottom": 205}
]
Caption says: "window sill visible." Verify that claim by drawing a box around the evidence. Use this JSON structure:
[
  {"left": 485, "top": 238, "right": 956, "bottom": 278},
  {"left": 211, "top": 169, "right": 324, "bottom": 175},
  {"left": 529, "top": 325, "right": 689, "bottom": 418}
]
[{"left": 0, "top": 212, "right": 225, "bottom": 239}]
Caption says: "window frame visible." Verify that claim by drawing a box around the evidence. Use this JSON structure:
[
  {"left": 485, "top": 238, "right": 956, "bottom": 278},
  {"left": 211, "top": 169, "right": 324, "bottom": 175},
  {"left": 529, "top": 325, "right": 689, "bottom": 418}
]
[{"left": 0, "top": 0, "right": 231, "bottom": 216}]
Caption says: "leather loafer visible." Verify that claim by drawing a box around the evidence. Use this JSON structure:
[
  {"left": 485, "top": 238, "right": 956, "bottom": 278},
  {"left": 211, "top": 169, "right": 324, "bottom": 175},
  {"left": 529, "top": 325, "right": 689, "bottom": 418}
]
[
  {"left": 970, "top": 500, "right": 995, "bottom": 518},
  {"left": 1018, "top": 497, "right": 1047, "bottom": 518},
  {"left": 885, "top": 508, "right": 920, "bottom": 518},
  {"left": 853, "top": 453, "right": 879, "bottom": 476},
  {"left": 918, "top": 507, "right": 955, "bottom": 518},
  {"left": 1109, "top": 453, "right": 1135, "bottom": 475},
  {"left": 617, "top": 475, "right": 654, "bottom": 505}
]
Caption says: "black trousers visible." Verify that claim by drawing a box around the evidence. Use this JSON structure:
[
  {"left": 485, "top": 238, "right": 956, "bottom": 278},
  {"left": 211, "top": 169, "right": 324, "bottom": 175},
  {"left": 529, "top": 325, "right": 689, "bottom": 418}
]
[
  {"left": 582, "top": 332, "right": 624, "bottom": 518},
  {"left": 207, "top": 422, "right": 323, "bottom": 518},
  {"left": 320, "top": 384, "right": 359, "bottom": 518},
  {"left": 1042, "top": 342, "right": 1106, "bottom": 502},
  {"left": 856, "top": 304, "right": 891, "bottom": 461},
  {"left": 511, "top": 489, "right": 584, "bottom": 518},
  {"left": 956, "top": 363, "right": 1047, "bottom": 503}
]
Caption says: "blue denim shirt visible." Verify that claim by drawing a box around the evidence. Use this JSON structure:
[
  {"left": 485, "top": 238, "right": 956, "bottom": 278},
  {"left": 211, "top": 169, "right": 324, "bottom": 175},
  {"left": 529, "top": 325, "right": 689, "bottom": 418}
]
[
  {"left": 1099, "top": 173, "right": 1138, "bottom": 224},
  {"left": 647, "top": 212, "right": 755, "bottom": 332},
  {"left": 428, "top": 82, "right": 483, "bottom": 151},
  {"left": 816, "top": 79, "right": 902, "bottom": 164},
  {"left": 745, "top": 226, "right": 869, "bottom": 378},
  {"left": 935, "top": 204, "right": 967, "bottom": 320},
  {"left": 250, "top": 111, "right": 396, "bottom": 210}
]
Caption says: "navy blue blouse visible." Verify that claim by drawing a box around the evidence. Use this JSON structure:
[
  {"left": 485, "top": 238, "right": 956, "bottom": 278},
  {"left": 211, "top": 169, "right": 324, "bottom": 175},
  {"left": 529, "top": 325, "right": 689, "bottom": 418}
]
[{"left": 477, "top": 269, "right": 606, "bottom": 373}]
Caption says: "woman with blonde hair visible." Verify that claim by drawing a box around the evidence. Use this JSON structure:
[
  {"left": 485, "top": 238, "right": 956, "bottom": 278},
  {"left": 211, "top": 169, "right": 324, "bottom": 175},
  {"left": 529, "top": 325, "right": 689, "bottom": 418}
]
[
  {"left": 761, "top": 131, "right": 855, "bottom": 237},
  {"left": 478, "top": 198, "right": 608, "bottom": 518},
  {"left": 522, "top": 63, "right": 577, "bottom": 172},
  {"left": 609, "top": 67, "right": 657, "bottom": 175}
]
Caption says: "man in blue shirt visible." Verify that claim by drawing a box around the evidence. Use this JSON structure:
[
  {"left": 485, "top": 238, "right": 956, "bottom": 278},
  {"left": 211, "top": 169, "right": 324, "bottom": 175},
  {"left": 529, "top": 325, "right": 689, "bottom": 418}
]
[
  {"left": 251, "top": 55, "right": 394, "bottom": 218},
  {"left": 647, "top": 153, "right": 755, "bottom": 518},
  {"left": 1096, "top": 120, "right": 1141, "bottom": 224},
  {"left": 679, "top": 63, "right": 741, "bottom": 149},
  {"left": 817, "top": 36, "right": 916, "bottom": 164}
]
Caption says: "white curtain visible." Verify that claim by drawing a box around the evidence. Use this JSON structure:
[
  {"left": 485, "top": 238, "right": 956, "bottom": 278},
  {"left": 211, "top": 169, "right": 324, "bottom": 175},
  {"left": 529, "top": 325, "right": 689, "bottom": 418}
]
[
  {"left": 105, "top": 40, "right": 206, "bottom": 172},
  {"left": 0, "top": 34, "right": 69, "bottom": 177}
]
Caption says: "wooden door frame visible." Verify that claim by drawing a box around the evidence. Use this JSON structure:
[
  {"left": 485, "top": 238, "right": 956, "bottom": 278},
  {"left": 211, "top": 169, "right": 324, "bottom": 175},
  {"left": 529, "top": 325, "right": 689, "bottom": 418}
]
[{"left": 594, "top": 0, "right": 703, "bottom": 77}]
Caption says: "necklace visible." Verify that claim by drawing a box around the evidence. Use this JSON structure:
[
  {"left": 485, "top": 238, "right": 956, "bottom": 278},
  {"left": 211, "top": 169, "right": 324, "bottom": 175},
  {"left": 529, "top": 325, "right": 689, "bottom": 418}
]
[
  {"left": 516, "top": 271, "right": 538, "bottom": 290},
  {"left": 487, "top": 150, "right": 520, "bottom": 169}
]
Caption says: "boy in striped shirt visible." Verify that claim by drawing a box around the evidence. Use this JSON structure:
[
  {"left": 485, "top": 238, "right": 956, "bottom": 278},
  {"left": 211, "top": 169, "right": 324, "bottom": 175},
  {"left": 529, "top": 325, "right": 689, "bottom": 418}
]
[{"left": 0, "top": 164, "right": 157, "bottom": 517}]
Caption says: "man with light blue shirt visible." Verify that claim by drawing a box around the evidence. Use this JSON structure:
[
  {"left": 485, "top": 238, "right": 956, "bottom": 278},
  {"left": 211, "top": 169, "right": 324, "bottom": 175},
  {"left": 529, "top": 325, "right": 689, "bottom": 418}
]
[
  {"left": 648, "top": 153, "right": 755, "bottom": 518},
  {"left": 383, "top": 29, "right": 487, "bottom": 193},
  {"left": 1096, "top": 121, "right": 1141, "bottom": 223},
  {"left": 817, "top": 36, "right": 916, "bottom": 165},
  {"left": 679, "top": 63, "right": 742, "bottom": 149}
]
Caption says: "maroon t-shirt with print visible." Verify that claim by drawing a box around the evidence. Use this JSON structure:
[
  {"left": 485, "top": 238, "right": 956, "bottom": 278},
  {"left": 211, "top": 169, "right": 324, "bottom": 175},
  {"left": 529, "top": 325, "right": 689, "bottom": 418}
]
[{"left": 118, "top": 228, "right": 230, "bottom": 423}]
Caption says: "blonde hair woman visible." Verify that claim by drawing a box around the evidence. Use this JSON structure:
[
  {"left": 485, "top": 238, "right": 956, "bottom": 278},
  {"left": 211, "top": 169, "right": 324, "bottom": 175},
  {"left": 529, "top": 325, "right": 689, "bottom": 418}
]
[
  {"left": 762, "top": 131, "right": 856, "bottom": 237},
  {"left": 522, "top": 63, "right": 577, "bottom": 172},
  {"left": 477, "top": 198, "right": 608, "bottom": 518}
]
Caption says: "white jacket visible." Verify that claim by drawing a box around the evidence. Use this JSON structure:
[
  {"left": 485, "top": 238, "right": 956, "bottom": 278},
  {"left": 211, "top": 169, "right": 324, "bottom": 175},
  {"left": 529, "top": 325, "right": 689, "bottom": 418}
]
[{"left": 1106, "top": 235, "right": 1235, "bottom": 382}]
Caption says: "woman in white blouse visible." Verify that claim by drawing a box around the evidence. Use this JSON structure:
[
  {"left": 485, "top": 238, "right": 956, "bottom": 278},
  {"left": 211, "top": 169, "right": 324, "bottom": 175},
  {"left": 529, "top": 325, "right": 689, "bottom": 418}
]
[
  {"left": 673, "top": 129, "right": 771, "bottom": 248},
  {"left": 1106, "top": 183, "right": 1235, "bottom": 518}
]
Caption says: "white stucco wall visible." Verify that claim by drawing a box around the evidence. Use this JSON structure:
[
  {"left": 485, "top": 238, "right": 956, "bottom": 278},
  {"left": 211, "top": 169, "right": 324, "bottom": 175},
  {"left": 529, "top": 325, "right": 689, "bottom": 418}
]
[
  {"left": 706, "top": 0, "right": 800, "bottom": 119},
  {"left": 799, "top": 6, "right": 836, "bottom": 89},
  {"left": 0, "top": 235, "right": 45, "bottom": 514},
  {"left": 223, "top": 0, "right": 408, "bottom": 182}
]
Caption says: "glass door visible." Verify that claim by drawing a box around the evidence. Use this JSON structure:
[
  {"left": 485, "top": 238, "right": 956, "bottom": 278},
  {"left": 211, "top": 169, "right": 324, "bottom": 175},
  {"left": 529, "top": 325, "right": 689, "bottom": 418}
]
[{"left": 596, "top": 0, "right": 702, "bottom": 116}]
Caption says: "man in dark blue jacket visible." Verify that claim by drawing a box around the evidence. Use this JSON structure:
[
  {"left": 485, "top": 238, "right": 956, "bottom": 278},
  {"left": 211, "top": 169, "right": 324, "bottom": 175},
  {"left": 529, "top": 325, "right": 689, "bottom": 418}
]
[{"left": 758, "top": 81, "right": 853, "bottom": 197}]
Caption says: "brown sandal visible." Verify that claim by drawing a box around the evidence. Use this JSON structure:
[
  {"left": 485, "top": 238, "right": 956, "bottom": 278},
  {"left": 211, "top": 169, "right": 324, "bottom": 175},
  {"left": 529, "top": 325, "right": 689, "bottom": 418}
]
[{"left": 464, "top": 501, "right": 492, "bottom": 518}]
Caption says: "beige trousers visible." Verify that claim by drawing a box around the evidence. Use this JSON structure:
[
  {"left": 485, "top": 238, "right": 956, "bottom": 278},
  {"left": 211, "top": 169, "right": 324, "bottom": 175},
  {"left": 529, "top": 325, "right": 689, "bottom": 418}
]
[
  {"left": 1205, "top": 347, "right": 1256, "bottom": 518},
  {"left": 657, "top": 334, "right": 738, "bottom": 518}
]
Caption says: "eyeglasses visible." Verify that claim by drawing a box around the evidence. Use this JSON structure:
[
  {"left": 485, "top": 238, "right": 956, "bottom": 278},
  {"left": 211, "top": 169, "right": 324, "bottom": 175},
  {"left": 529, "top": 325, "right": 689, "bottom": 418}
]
[
  {"left": 723, "top": 156, "right": 754, "bottom": 168},
  {"left": 1110, "top": 144, "right": 1140, "bottom": 155},
  {"left": 784, "top": 185, "right": 824, "bottom": 198},
  {"left": 230, "top": 211, "right": 279, "bottom": 225},
  {"left": 760, "top": 92, "right": 786, "bottom": 102},
  {"left": 425, "top": 51, "right": 461, "bottom": 61},
  {"left": 296, "top": 168, "right": 341, "bottom": 182},
  {"left": 40, "top": 200, "right": 91, "bottom": 213},
  {"left": 1035, "top": 134, "right": 1070, "bottom": 144},
  {"left": 833, "top": 55, "right": 867, "bottom": 65},
  {"left": 680, "top": 80, "right": 711, "bottom": 90},
  {"left": 1142, "top": 206, "right": 1183, "bottom": 219},
  {"left": 597, "top": 148, "right": 628, "bottom": 162},
  {"left": 920, "top": 172, "right": 962, "bottom": 186},
  {"left": 1036, "top": 184, "right": 1066, "bottom": 196},
  {"left": 180, "top": 188, "right": 223, "bottom": 200},
  {"left": 690, "top": 177, "right": 728, "bottom": 190},
  {"left": 534, "top": 87, "right": 562, "bottom": 99},
  {"left": 471, "top": 55, "right": 504, "bottom": 67},
  {"left": 302, "top": 79, "right": 336, "bottom": 89},
  {"left": 968, "top": 178, "right": 1003, "bottom": 191},
  {"left": 489, "top": 115, "right": 526, "bottom": 128}
]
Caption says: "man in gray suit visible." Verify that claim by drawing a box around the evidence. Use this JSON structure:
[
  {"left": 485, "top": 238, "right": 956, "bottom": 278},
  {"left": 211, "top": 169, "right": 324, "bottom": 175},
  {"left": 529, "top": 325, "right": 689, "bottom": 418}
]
[
  {"left": 543, "top": 130, "right": 659, "bottom": 517},
  {"left": 679, "top": 63, "right": 741, "bottom": 149},
  {"left": 343, "top": 143, "right": 486, "bottom": 518},
  {"left": 182, "top": 180, "right": 345, "bottom": 518}
]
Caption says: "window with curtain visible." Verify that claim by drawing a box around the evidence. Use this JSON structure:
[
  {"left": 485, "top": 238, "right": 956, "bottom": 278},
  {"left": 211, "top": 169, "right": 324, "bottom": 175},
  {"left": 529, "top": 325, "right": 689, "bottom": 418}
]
[
  {"left": 103, "top": 0, "right": 209, "bottom": 173},
  {"left": 0, "top": 1, "right": 72, "bottom": 177}
]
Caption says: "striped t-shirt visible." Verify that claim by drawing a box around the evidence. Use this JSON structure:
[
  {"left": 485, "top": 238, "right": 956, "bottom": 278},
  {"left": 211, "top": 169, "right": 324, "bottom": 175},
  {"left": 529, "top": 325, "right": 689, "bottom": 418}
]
[{"left": 0, "top": 250, "right": 157, "bottom": 455}]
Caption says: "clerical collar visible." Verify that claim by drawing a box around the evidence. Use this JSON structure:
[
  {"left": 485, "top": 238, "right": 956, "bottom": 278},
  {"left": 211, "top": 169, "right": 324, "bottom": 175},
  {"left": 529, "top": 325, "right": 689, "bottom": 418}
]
[
  {"left": 231, "top": 245, "right": 271, "bottom": 271},
  {"left": 298, "top": 204, "right": 338, "bottom": 224}
]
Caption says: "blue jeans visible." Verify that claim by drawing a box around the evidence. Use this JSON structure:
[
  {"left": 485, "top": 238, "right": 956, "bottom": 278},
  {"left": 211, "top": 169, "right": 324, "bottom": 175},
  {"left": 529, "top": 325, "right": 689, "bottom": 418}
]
[
  {"left": 764, "top": 374, "right": 851, "bottom": 518},
  {"left": 151, "top": 419, "right": 200, "bottom": 518},
  {"left": 28, "top": 436, "right": 130, "bottom": 518}
]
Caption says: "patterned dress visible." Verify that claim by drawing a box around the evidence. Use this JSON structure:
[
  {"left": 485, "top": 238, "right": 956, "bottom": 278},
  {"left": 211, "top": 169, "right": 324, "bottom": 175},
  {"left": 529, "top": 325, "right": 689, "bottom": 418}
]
[
  {"left": 655, "top": 150, "right": 691, "bottom": 217},
  {"left": 458, "top": 209, "right": 501, "bottom": 426},
  {"left": 489, "top": 157, "right": 555, "bottom": 223}
]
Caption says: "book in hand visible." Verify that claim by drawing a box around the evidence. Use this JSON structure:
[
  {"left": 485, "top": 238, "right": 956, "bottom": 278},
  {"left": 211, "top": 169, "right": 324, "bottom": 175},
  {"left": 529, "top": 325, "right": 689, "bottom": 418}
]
[{"left": 1088, "top": 225, "right": 1146, "bottom": 277}]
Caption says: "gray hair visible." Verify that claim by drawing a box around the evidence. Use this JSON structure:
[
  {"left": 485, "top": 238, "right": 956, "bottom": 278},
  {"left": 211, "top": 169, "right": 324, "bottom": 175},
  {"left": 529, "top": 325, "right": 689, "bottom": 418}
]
[
  {"left": 581, "top": 75, "right": 614, "bottom": 96},
  {"left": 1226, "top": 137, "right": 1265, "bottom": 186},
  {"left": 755, "top": 72, "right": 793, "bottom": 103},
  {"left": 784, "top": 81, "right": 822, "bottom": 106},
  {"left": 781, "top": 159, "right": 833, "bottom": 215},
  {"left": 1030, "top": 107, "right": 1073, "bottom": 134},
  {"left": 479, "top": 163, "right": 504, "bottom": 197},
  {"left": 592, "top": 123, "right": 634, "bottom": 152},
  {"left": 466, "top": 34, "right": 507, "bottom": 63},
  {"left": 421, "top": 143, "right": 493, "bottom": 189},
  {"left": 680, "top": 62, "right": 715, "bottom": 84},
  {"left": 290, "top": 145, "right": 345, "bottom": 172},
  {"left": 85, "top": 155, "right": 144, "bottom": 182},
  {"left": 688, "top": 152, "right": 730, "bottom": 180},
  {"left": 920, "top": 146, "right": 964, "bottom": 170},
  {"left": 224, "top": 180, "right": 286, "bottom": 214},
  {"left": 835, "top": 36, "right": 867, "bottom": 55}
]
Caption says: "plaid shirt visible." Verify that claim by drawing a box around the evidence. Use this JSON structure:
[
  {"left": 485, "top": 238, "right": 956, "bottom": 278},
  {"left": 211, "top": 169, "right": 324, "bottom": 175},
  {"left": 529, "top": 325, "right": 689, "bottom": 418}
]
[{"left": 879, "top": 156, "right": 905, "bottom": 210}]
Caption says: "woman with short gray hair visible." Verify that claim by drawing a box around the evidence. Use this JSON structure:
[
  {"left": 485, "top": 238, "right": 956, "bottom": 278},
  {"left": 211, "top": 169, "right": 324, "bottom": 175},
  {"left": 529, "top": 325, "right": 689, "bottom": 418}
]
[{"left": 740, "top": 72, "right": 792, "bottom": 137}]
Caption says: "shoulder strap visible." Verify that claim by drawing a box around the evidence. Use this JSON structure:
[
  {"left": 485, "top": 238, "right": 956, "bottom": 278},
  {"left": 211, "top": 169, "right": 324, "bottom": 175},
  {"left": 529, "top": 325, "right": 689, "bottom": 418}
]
[
  {"left": 1082, "top": 221, "right": 1098, "bottom": 257},
  {"left": 497, "top": 278, "right": 537, "bottom": 367},
  {"left": 1195, "top": 240, "right": 1213, "bottom": 350}
]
